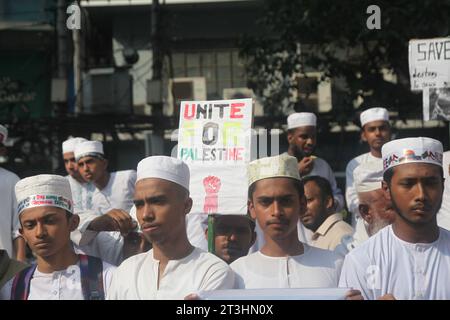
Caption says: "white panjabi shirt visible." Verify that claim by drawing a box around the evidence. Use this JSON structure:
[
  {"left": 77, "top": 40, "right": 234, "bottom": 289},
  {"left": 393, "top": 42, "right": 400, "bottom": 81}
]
[
  {"left": 339, "top": 225, "right": 450, "bottom": 300},
  {"left": 73, "top": 170, "right": 136, "bottom": 265},
  {"left": 0, "top": 168, "right": 20, "bottom": 257},
  {"left": 0, "top": 259, "right": 115, "bottom": 300},
  {"left": 107, "top": 247, "right": 235, "bottom": 300},
  {"left": 231, "top": 245, "right": 343, "bottom": 289},
  {"left": 437, "top": 177, "right": 450, "bottom": 230},
  {"left": 66, "top": 175, "right": 95, "bottom": 212},
  {"left": 91, "top": 170, "right": 136, "bottom": 215}
]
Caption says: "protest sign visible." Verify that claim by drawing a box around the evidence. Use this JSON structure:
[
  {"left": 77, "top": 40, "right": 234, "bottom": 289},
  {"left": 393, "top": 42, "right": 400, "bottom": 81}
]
[
  {"left": 177, "top": 99, "right": 253, "bottom": 215},
  {"left": 409, "top": 37, "right": 450, "bottom": 91}
]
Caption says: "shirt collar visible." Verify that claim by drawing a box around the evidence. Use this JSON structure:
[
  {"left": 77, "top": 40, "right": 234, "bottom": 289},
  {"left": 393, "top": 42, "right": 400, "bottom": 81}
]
[{"left": 313, "top": 213, "right": 343, "bottom": 238}]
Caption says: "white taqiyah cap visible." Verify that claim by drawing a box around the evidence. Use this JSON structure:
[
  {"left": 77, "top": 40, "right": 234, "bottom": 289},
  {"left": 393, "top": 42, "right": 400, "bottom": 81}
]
[
  {"left": 0, "top": 125, "right": 8, "bottom": 145},
  {"left": 248, "top": 153, "right": 300, "bottom": 186},
  {"left": 74, "top": 141, "right": 104, "bottom": 161},
  {"left": 287, "top": 112, "right": 317, "bottom": 130},
  {"left": 15, "top": 174, "right": 73, "bottom": 215},
  {"left": 62, "top": 137, "right": 87, "bottom": 154},
  {"left": 137, "top": 156, "right": 190, "bottom": 191},
  {"left": 360, "top": 107, "right": 389, "bottom": 127},
  {"left": 354, "top": 160, "right": 383, "bottom": 193},
  {"left": 382, "top": 137, "right": 443, "bottom": 172}
]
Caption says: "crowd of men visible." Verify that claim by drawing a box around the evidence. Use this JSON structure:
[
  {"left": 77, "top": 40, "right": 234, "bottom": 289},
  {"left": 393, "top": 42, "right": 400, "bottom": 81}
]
[{"left": 1, "top": 106, "right": 450, "bottom": 300}]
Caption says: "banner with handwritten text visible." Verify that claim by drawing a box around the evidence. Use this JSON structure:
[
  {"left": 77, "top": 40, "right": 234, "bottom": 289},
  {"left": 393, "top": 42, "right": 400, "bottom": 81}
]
[
  {"left": 409, "top": 38, "right": 450, "bottom": 91},
  {"left": 177, "top": 99, "right": 253, "bottom": 215}
]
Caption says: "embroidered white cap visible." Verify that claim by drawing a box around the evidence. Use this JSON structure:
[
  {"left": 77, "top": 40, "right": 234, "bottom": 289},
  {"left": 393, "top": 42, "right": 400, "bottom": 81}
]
[
  {"left": 62, "top": 137, "right": 87, "bottom": 154},
  {"left": 0, "top": 125, "right": 8, "bottom": 145},
  {"left": 15, "top": 174, "right": 73, "bottom": 215},
  {"left": 248, "top": 153, "right": 300, "bottom": 187},
  {"left": 354, "top": 160, "right": 383, "bottom": 193},
  {"left": 287, "top": 112, "right": 317, "bottom": 130},
  {"left": 137, "top": 156, "right": 190, "bottom": 191},
  {"left": 360, "top": 107, "right": 389, "bottom": 127},
  {"left": 74, "top": 140, "right": 104, "bottom": 161},
  {"left": 382, "top": 137, "right": 443, "bottom": 172}
]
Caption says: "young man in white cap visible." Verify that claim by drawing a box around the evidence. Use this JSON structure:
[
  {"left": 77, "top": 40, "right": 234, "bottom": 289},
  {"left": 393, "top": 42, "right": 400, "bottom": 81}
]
[
  {"left": 335, "top": 161, "right": 396, "bottom": 257},
  {"left": 286, "top": 112, "right": 344, "bottom": 211},
  {"left": 74, "top": 140, "right": 136, "bottom": 215},
  {"left": 107, "top": 156, "right": 234, "bottom": 299},
  {"left": 72, "top": 140, "right": 139, "bottom": 266},
  {"left": 300, "top": 176, "right": 353, "bottom": 250},
  {"left": 231, "top": 154, "right": 348, "bottom": 291},
  {"left": 0, "top": 124, "right": 26, "bottom": 262},
  {"left": 285, "top": 112, "right": 344, "bottom": 245},
  {"left": 339, "top": 137, "right": 450, "bottom": 299},
  {"left": 345, "top": 107, "right": 391, "bottom": 241},
  {"left": 62, "top": 137, "right": 95, "bottom": 212},
  {"left": 0, "top": 174, "right": 115, "bottom": 300}
]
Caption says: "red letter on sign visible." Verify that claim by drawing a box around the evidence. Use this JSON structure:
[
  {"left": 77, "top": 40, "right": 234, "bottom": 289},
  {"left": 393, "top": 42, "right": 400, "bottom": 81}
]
[
  {"left": 230, "top": 103, "right": 244, "bottom": 119},
  {"left": 183, "top": 103, "right": 196, "bottom": 120}
]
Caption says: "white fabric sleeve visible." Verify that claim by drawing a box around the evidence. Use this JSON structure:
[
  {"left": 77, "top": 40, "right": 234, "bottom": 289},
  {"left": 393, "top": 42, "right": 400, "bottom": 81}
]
[
  {"left": 345, "top": 159, "right": 360, "bottom": 224},
  {"left": 102, "top": 261, "right": 117, "bottom": 299},
  {"left": 198, "top": 262, "right": 235, "bottom": 292},
  {"left": 11, "top": 175, "right": 21, "bottom": 240},
  {"left": 338, "top": 251, "right": 375, "bottom": 300}
]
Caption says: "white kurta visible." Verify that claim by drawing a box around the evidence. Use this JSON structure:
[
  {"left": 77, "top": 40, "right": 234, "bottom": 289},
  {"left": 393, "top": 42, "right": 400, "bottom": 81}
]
[
  {"left": 339, "top": 225, "right": 450, "bottom": 300},
  {"left": 231, "top": 245, "right": 343, "bottom": 289},
  {"left": 67, "top": 175, "right": 95, "bottom": 212},
  {"left": 0, "top": 168, "right": 20, "bottom": 257},
  {"left": 345, "top": 152, "right": 380, "bottom": 221},
  {"left": 437, "top": 178, "right": 450, "bottom": 230},
  {"left": 107, "top": 247, "right": 235, "bottom": 299},
  {"left": 0, "top": 259, "right": 115, "bottom": 300},
  {"left": 73, "top": 170, "right": 136, "bottom": 265},
  {"left": 91, "top": 170, "right": 136, "bottom": 215}
]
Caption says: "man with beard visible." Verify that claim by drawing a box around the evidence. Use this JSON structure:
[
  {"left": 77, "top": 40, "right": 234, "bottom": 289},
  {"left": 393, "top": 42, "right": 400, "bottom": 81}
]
[
  {"left": 286, "top": 113, "right": 344, "bottom": 211},
  {"left": 107, "top": 156, "right": 234, "bottom": 299},
  {"left": 339, "top": 137, "right": 450, "bottom": 299},
  {"left": 300, "top": 176, "right": 353, "bottom": 250},
  {"left": 62, "top": 137, "right": 95, "bottom": 212},
  {"left": 0, "top": 175, "right": 115, "bottom": 300},
  {"left": 345, "top": 107, "right": 391, "bottom": 242},
  {"left": 205, "top": 214, "right": 256, "bottom": 264},
  {"left": 231, "top": 154, "right": 346, "bottom": 290},
  {"left": 335, "top": 161, "right": 396, "bottom": 257}
]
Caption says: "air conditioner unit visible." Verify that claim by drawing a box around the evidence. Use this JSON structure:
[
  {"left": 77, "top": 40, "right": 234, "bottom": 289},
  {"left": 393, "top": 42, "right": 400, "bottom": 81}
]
[
  {"left": 223, "top": 87, "right": 264, "bottom": 116},
  {"left": 165, "top": 77, "right": 207, "bottom": 116},
  {"left": 296, "top": 72, "right": 332, "bottom": 113},
  {"left": 81, "top": 68, "right": 132, "bottom": 115}
]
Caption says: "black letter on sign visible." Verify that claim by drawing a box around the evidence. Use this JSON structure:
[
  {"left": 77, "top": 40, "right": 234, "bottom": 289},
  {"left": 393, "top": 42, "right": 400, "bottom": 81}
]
[{"left": 203, "top": 122, "right": 219, "bottom": 145}]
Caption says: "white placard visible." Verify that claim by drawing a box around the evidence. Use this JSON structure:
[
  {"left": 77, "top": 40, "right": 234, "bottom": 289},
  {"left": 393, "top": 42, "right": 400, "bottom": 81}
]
[
  {"left": 177, "top": 99, "right": 253, "bottom": 215},
  {"left": 197, "top": 288, "right": 349, "bottom": 300},
  {"left": 409, "top": 38, "right": 450, "bottom": 91}
]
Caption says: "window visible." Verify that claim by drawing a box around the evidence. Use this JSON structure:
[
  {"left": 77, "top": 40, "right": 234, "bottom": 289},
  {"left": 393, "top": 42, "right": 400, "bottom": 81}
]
[{"left": 170, "top": 49, "right": 247, "bottom": 100}]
